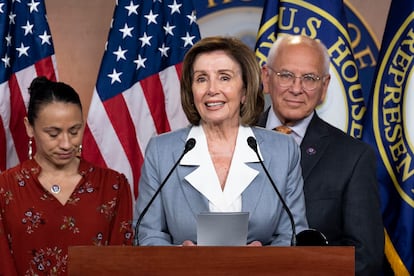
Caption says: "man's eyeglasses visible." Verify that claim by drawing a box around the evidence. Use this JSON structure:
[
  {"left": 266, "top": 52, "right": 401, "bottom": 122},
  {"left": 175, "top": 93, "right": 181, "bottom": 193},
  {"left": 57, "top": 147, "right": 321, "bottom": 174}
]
[{"left": 267, "top": 66, "right": 324, "bottom": 91}]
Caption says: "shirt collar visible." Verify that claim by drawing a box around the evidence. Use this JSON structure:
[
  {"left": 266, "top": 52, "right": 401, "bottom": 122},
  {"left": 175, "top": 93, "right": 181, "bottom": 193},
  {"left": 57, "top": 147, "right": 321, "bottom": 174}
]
[
  {"left": 266, "top": 106, "right": 313, "bottom": 144},
  {"left": 181, "top": 125, "right": 260, "bottom": 165},
  {"left": 180, "top": 125, "right": 260, "bottom": 211}
]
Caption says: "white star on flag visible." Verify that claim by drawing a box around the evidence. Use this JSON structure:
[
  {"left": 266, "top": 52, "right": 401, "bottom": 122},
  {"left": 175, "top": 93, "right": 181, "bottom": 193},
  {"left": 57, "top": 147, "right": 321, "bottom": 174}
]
[
  {"left": 82, "top": 0, "right": 201, "bottom": 200},
  {"left": 0, "top": 0, "right": 57, "bottom": 171}
]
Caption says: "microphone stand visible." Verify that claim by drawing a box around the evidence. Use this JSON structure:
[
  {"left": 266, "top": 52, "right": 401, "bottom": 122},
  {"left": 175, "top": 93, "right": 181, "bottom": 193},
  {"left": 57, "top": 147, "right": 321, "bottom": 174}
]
[
  {"left": 247, "top": 136, "right": 297, "bottom": 246},
  {"left": 134, "top": 138, "right": 196, "bottom": 246}
]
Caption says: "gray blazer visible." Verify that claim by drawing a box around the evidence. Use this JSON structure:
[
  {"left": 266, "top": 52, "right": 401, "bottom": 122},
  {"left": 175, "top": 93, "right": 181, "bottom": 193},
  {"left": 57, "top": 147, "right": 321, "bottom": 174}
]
[{"left": 135, "top": 126, "right": 308, "bottom": 246}]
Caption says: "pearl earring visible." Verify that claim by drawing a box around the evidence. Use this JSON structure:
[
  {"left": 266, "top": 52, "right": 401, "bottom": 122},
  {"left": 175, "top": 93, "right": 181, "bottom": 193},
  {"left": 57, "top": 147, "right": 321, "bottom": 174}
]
[{"left": 28, "top": 138, "right": 33, "bottom": 160}]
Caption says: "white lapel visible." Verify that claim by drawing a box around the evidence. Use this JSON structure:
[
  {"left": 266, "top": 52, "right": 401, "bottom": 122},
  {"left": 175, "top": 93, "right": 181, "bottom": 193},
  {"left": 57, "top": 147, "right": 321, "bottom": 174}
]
[{"left": 181, "top": 126, "right": 261, "bottom": 211}]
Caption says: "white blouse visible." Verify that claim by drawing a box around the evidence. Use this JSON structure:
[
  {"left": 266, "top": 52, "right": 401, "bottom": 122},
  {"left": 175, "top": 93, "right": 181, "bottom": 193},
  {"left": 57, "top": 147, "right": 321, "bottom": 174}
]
[{"left": 180, "top": 125, "right": 261, "bottom": 212}]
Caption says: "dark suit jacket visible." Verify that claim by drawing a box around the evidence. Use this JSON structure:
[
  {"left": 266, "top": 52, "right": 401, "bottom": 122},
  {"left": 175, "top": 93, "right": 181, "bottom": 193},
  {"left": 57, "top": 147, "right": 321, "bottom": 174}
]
[{"left": 258, "top": 109, "right": 384, "bottom": 276}]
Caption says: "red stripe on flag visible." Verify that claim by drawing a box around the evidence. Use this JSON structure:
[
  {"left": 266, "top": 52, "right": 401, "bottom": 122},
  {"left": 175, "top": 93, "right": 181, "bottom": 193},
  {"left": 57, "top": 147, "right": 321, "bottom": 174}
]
[
  {"left": 82, "top": 124, "right": 108, "bottom": 168},
  {"left": 175, "top": 62, "right": 183, "bottom": 81},
  {"left": 140, "top": 74, "right": 171, "bottom": 134},
  {"left": 103, "top": 94, "right": 144, "bottom": 198},
  {"left": 8, "top": 74, "right": 29, "bottom": 162},
  {"left": 0, "top": 117, "right": 6, "bottom": 171},
  {"left": 35, "top": 56, "right": 57, "bottom": 81}
]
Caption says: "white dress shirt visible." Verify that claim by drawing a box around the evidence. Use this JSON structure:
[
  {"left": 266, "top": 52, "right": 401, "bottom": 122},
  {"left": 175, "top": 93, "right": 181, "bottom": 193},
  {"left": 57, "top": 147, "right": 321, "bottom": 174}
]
[{"left": 180, "top": 125, "right": 261, "bottom": 212}]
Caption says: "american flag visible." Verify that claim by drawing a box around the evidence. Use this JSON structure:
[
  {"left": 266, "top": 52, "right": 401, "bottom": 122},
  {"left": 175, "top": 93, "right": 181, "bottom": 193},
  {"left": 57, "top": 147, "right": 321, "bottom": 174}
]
[
  {"left": 82, "top": 0, "right": 200, "bottom": 199},
  {"left": 0, "top": 0, "right": 57, "bottom": 171}
]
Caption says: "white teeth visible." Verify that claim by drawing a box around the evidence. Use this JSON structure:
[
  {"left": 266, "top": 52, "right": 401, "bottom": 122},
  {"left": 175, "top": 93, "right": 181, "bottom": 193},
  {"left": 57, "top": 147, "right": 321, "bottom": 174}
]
[{"left": 206, "top": 102, "right": 224, "bottom": 107}]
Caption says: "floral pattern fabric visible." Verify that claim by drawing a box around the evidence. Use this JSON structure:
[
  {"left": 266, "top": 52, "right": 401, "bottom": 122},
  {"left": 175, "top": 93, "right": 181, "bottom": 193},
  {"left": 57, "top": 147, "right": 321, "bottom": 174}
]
[{"left": 0, "top": 159, "right": 133, "bottom": 275}]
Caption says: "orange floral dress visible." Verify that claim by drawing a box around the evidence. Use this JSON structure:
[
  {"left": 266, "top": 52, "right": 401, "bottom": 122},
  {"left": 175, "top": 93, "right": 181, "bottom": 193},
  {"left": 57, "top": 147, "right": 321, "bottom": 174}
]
[{"left": 0, "top": 158, "right": 133, "bottom": 275}]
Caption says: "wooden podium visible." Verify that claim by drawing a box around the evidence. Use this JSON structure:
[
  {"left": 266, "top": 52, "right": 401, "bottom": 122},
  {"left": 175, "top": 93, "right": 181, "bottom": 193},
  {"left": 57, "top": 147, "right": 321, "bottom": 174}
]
[{"left": 68, "top": 246, "right": 354, "bottom": 275}]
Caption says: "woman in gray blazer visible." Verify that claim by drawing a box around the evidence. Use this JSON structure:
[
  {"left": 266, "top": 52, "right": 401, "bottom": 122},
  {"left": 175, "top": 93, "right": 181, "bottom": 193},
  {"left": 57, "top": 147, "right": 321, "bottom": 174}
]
[{"left": 135, "top": 36, "right": 308, "bottom": 246}]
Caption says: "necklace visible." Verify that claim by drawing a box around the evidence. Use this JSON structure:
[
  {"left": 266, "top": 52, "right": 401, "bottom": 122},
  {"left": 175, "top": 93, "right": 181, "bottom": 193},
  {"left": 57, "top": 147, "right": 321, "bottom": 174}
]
[{"left": 50, "top": 184, "right": 61, "bottom": 194}]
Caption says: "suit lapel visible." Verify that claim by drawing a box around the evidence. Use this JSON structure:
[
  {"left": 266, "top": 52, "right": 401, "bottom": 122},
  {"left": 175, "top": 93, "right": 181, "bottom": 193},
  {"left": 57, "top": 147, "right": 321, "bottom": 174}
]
[
  {"left": 241, "top": 162, "right": 265, "bottom": 213},
  {"left": 179, "top": 166, "right": 209, "bottom": 215},
  {"left": 174, "top": 128, "right": 210, "bottom": 215},
  {"left": 300, "top": 114, "right": 331, "bottom": 180},
  {"left": 180, "top": 126, "right": 260, "bottom": 212},
  {"left": 241, "top": 130, "right": 267, "bottom": 213},
  {"left": 258, "top": 109, "right": 330, "bottom": 181},
  {"left": 172, "top": 126, "right": 270, "bottom": 214},
  {"left": 257, "top": 107, "right": 270, "bottom": 128}
]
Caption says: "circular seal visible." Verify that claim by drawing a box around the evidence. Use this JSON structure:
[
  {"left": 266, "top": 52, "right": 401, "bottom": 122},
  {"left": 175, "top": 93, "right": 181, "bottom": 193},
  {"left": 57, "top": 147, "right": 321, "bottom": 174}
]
[{"left": 371, "top": 16, "right": 414, "bottom": 204}]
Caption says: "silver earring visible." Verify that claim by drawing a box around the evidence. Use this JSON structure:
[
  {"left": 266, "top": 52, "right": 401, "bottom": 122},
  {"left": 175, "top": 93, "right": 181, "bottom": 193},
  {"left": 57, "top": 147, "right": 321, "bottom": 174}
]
[{"left": 28, "top": 138, "right": 33, "bottom": 160}]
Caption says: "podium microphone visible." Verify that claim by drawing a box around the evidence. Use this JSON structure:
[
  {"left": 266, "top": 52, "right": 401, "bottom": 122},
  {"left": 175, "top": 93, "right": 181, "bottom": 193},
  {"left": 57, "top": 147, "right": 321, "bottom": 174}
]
[
  {"left": 247, "top": 136, "right": 297, "bottom": 246},
  {"left": 134, "top": 138, "right": 196, "bottom": 246}
]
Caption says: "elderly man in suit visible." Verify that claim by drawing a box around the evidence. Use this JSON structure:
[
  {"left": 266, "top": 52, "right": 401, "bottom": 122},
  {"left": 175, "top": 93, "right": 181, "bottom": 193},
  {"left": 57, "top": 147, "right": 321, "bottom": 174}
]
[{"left": 257, "top": 34, "right": 384, "bottom": 275}]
